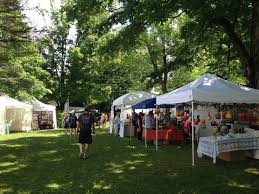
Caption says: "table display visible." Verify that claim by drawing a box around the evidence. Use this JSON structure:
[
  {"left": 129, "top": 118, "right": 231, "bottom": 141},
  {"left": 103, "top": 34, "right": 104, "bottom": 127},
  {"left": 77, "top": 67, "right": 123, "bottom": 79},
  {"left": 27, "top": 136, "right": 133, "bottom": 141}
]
[
  {"left": 197, "top": 133, "right": 259, "bottom": 163},
  {"left": 142, "top": 128, "right": 184, "bottom": 143}
]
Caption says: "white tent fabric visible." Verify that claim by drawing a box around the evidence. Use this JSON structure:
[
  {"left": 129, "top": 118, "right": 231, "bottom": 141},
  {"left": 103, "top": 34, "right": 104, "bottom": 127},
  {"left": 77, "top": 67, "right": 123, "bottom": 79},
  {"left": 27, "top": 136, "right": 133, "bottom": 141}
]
[
  {"left": 30, "top": 97, "right": 57, "bottom": 129},
  {"left": 157, "top": 73, "right": 259, "bottom": 105},
  {"left": 0, "top": 96, "right": 32, "bottom": 109},
  {"left": 156, "top": 73, "right": 259, "bottom": 166},
  {"left": 112, "top": 91, "right": 157, "bottom": 107},
  {"left": 0, "top": 96, "right": 32, "bottom": 134},
  {"left": 111, "top": 91, "right": 156, "bottom": 137}
]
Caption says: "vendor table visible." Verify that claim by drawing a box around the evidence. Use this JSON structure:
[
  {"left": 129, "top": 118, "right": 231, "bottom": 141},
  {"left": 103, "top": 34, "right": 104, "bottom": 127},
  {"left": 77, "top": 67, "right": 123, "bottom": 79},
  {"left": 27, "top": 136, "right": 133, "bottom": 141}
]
[
  {"left": 142, "top": 128, "right": 184, "bottom": 143},
  {"left": 197, "top": 134, "right": 259, "bottom": 163}
]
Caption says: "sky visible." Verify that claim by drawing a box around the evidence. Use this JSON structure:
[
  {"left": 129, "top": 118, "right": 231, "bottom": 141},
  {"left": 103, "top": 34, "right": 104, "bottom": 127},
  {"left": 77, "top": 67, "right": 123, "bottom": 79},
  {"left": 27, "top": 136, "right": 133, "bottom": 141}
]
[
  {"left": 23, "top": 0, "right": 76, "bottom": 40},
  {"left": 23, "top": 0, "right": 61, "bottom": 29}
]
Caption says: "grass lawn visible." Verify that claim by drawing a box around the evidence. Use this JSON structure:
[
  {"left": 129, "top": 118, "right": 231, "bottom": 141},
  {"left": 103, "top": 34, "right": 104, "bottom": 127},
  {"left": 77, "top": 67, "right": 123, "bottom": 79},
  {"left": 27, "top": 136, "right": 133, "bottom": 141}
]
[{"left": 0, "top": 128, "right": 259, "bottom": 194}]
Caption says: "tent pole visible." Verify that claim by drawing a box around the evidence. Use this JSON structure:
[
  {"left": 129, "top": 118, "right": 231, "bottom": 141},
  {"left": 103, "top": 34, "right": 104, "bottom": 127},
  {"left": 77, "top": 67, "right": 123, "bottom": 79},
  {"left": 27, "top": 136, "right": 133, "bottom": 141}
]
[
  {"left": 130, "top": 120, "right": 132, "bottom": 140},
  {"left": 156, "top": 105, "right": 158, "bottom": 151},
  {"left": 145, "top": 129, "right": 147, "bottom": 147},
  {"left": 192, "top": 100, "right": 195, "bottom": 166}
]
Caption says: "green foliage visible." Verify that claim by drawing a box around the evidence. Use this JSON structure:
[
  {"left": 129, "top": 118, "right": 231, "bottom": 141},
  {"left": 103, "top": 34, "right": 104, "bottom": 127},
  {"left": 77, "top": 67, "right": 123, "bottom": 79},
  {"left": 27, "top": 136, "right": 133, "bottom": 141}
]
[
  {"left": 68, "top": 0, "right": 255, "bottom": 88},
  {"left": 0, "top": 0, "right": 51, "bottom": 100},
  {"left": 56, "top": 110, "right": 68, "bottom": 128}
]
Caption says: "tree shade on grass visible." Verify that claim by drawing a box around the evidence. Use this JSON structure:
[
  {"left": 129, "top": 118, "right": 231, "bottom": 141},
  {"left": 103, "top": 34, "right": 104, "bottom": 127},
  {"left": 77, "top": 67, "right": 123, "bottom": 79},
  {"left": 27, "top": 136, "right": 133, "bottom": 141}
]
[{"left": 0, "top": 129, "right": 259, "bottom": 194}]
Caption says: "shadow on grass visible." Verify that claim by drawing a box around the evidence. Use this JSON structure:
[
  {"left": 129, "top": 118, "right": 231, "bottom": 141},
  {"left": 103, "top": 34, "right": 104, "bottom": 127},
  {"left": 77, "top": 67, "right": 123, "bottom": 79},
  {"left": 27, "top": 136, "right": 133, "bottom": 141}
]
[{"left": 0, "top": 128, "right": 259, "bottom": 194}]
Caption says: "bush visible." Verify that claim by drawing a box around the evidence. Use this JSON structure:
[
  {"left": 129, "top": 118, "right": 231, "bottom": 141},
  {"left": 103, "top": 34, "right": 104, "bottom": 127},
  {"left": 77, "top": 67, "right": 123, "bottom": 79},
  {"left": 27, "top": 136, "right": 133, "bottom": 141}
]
[{"left": 57, "top": 111, "right": 69, "bottom": 128}]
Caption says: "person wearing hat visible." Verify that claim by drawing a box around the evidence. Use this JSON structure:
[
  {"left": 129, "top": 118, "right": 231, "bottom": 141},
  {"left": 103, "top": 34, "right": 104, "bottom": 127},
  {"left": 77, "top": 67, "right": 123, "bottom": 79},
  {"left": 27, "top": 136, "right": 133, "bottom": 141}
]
[
  {"left": 68, "top": 111, "right": 77, "bottom": 139},
  {"left": 77, "top": 105, "right": 95, "bottom": 159}
]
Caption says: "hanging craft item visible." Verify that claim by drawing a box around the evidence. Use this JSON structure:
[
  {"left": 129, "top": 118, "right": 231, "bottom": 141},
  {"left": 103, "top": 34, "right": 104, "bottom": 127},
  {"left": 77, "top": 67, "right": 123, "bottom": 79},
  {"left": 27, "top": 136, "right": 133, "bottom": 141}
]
[
  {"left": 181, "top": 115, "right": 189, "bottom": 121},
  {"left": 207, "top": 112, "right": 211, "bottom": 121},
  {"left": 211, "top": 120, "right": 217, "bottom": 126},
  {"left": 239, "top": 112, "right": 245, "bottom": 121},
  {"left": 225, "top": 111, "right": 232, "bottom": 122},
  {"left": 176, "top": 111, "right": 181, "bottom": 117},
  {"left": 245, "top": 112, "right": 253, "bottom": 122},
  {"left": 215, "top": 113, "right": 221, "bottom": 120},
  {"left": 201, "top": 120, "right": 206, "bottom": 128}
]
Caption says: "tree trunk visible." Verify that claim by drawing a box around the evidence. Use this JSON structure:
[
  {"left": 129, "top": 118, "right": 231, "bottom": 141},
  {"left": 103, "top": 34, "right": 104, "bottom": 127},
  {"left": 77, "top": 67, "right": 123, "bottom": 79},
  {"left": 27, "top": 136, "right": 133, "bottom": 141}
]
[
  {"left": 251, "top": 0, "right": 259, "bottom": 88},
  {"left": 57, "top": 101, "right": 66, "bottom": 111},
  {"left": 161, "top": 77, "right": 168, "bottom": 94},
  {"left": 161, "top": 38, "right": 168, "bottom": 94}
]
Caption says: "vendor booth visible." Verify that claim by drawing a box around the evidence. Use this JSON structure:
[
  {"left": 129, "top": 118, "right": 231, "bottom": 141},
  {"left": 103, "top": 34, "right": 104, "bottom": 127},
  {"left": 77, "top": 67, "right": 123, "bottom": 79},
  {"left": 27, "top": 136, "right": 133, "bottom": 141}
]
[
  {"left": 30, "top": 98, "right": 57, "bottom": 129},
  {"left": 156, "top": 73, "right": 259, "bottom": 165},
  {"left": 110, "top": 91, "right": 156, "bottom": 137},
  {"left": 132, "top": 98, "right": 180, "bottom": 147},
  {"left": 0, "top": 96, "right": 32, "bottom": 134}
]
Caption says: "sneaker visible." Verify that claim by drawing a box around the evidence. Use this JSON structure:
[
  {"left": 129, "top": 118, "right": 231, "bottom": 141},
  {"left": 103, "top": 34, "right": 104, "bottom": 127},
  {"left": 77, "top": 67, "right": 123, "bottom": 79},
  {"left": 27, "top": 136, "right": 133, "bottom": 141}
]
[
  {"left": 79, "top": 153, "right": 84, "bottom": 159},
  {"left": 83, "top": 154, "right": 89, "bottom": 159}
]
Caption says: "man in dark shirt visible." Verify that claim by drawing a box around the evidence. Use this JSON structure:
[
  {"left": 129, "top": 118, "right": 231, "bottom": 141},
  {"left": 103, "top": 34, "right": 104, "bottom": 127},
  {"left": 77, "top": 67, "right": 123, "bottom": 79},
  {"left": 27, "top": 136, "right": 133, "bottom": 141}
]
[{"left": 77, "top": 106, "right": 95, "bottom": 159}]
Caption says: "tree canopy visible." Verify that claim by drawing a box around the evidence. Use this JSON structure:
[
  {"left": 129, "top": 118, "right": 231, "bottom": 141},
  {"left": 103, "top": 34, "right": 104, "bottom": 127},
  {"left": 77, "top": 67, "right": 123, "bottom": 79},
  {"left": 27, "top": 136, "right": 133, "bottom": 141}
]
[{"left": 1, "top": 0, "right": 258, "bottom": 110}]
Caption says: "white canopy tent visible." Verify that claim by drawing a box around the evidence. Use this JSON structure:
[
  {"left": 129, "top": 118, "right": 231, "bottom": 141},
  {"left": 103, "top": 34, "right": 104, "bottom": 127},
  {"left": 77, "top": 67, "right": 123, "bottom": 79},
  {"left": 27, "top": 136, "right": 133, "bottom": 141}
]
[
  {"left": 110, "top": 91, "right": 157, "bottom": 137},
  {"left": 0, "top": 96, "right": 33, "bottom": 134},
  {"left": 112, "top": 91, "right": 157, "bottom": 107},
  {"left": 156, "top": 73, "right": 259, "bottom": 165},
  {"left": 30, "top": 97, "right": 57, "bottom": 129}
]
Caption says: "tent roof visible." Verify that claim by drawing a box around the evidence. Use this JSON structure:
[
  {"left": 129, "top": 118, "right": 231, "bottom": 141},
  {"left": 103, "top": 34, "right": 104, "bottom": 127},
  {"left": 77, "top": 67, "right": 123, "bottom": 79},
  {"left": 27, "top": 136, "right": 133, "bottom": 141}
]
[
  {"left": 0, "top": 95, "right": 33, "bottom": 109},
  {"left": 157, "top": 73, "right": 259, "bottom": 105},
  {"left": 132, "top": 98, "right": 156, "bottom": 109},
  {"left": 132, "top": 98, "right": 177, "bottom": 109},
  {"left": 112, "top": 91, "right": 157, "bottom": 107},
  {"left": 31, "top": 97, "right": 56, "bottom": 111}
]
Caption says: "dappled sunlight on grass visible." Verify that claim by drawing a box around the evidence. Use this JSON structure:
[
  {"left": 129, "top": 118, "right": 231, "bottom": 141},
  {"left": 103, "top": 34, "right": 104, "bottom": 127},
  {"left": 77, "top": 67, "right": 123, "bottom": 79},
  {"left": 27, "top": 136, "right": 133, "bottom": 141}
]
[
  {"left": 0, "top": 143, "right": 27, "bottom": 148},
  {"left": 105, "top": 162, "right": 124, "bottom": 174},
  {"left": 0, "top": 128, "right": 259, "bottom": 193},
  {"left": 46, "top": 183, "right": 62, "bottom": 189},
  {"left": 0, "top": 186, "right": 13, "bottom": 193},
  {"left": 128, "top": 166, "right": 136, "bottom": 170},
  {"left": 125, "top": 159, "right": 145, "bottom": 165},
  {"left": 0, "top": 154, "right": 16, "bottom": 160},
  {"left": 227, "top": 180, "right": 252, "bottom": 189},
  {"left": 131, "top": 152, "right": 148, "bottom": 157},
  {"left": 0, "top": 163, "right": 27, "bottom": 174},
  {"left": 245, "top": 168, "right": 259, "bottom": 175},
  {"left": 0, "top": 161, "right": 16, "bottom": 167},
  {"left": 93, "top": 180, "right": 112, "bottom": 190},
  {"left": 38, "top": 150, "right": 58, "bottom": 156},
  {"left": 125, "top": 145, "right": 136, "bottom": 149}
]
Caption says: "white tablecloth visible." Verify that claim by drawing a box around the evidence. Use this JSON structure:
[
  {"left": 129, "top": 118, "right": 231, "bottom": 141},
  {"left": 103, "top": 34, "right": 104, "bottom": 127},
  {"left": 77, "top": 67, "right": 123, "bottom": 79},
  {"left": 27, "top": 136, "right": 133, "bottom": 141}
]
[{"left": 197, "top": 134, "right": 259, "bottom": 163}]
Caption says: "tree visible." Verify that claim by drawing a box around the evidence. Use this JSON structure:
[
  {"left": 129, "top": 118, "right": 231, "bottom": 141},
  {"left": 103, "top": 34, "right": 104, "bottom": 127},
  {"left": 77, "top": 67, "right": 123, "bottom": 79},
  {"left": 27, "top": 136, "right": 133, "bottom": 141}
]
[
  {"left": 76, "top": 0, "right": 258, "bottom": 88},
  {"left": 39, "top": 6, "right": 71, "bottom": 110},
  {"left": 0, "top": 0, "right": 50, "bottom": 100}
]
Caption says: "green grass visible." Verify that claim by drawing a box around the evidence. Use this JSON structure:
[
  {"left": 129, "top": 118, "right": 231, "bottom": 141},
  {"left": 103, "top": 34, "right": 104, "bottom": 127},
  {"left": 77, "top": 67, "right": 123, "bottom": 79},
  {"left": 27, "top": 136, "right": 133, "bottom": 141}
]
[{"left": 0, "top": 128, "right": 259, "bottom": 194}]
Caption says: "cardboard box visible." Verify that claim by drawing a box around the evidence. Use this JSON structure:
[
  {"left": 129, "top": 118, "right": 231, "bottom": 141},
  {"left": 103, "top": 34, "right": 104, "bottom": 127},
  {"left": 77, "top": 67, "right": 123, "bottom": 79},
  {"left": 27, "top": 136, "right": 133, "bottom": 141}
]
[{"left": 218, "top": 150, "right": 246, "bottom": 161}]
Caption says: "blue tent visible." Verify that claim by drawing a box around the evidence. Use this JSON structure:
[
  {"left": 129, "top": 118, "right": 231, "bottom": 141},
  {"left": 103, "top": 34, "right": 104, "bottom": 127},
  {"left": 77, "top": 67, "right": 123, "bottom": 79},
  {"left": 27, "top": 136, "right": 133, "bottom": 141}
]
[
  {"left": 132, "top": 97, "right": 180, "bottom": 109},
  {"left": 132, "top": 98, "right": 156, "bottom": 109}
]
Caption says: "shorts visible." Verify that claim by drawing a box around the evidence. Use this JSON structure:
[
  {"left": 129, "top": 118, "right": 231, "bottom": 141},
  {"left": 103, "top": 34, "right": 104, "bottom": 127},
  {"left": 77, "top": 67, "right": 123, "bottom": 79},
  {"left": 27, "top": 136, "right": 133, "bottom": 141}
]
[{"left": 78, "top": 132, "right": 92, "bottom": 144}]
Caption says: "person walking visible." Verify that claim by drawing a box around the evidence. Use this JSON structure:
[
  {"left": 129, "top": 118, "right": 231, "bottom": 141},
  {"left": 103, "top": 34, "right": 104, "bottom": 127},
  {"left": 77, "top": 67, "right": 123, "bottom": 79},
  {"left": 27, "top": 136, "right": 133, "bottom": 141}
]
[
  {"left": 68, "top": 112, "right": 77, "bottom": 139},
  {"left": 113, "top": 112, "right": 120, "bottom": 135},
  {"left": 77, "top": 106, "right": 95, "bottom": 159},
  {"left": 137, "top": 112, "right": 144, "bottom": 140}
]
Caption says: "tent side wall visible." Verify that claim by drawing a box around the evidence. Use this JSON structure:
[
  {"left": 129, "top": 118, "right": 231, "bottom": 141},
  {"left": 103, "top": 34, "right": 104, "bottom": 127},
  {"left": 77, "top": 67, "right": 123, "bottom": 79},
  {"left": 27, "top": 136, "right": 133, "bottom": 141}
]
[
  {"left": 6, "top": 107, "right": 32, "bottom": 132},
  {"left": 0, "top": 106, "right": 6, "bottom": 135},
  {"left": 53, "top": 109, "right": 57, "bottom": 129}
]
